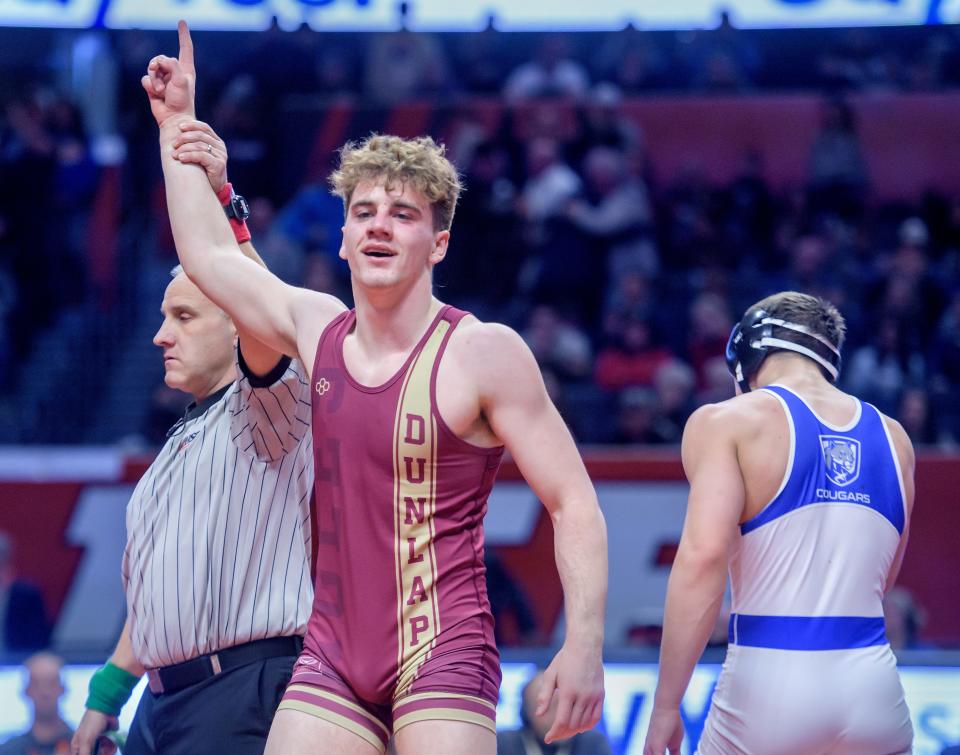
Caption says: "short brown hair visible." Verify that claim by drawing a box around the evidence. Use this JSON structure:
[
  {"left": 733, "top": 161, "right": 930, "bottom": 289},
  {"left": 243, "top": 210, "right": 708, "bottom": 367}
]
[
  {"left": 750, "top": 291, "right": 846, "bottom": 351},
  {"left": 330, "top": 134, "right": 462, "bottom": 232}
]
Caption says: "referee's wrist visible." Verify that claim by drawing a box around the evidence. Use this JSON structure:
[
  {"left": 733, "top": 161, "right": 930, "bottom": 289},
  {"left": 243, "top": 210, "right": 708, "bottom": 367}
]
[
  {"left": 218, "top": 182, "right": 252, "bottom": 244},
  {"left": 86, "top": 662, "right": 141, "bottom": 716}
]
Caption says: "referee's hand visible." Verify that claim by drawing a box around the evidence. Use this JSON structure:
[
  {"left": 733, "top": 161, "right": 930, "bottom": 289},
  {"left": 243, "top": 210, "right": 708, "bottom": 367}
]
[{"left": 71, "top": 710, "right": 118, "bottom": 755}]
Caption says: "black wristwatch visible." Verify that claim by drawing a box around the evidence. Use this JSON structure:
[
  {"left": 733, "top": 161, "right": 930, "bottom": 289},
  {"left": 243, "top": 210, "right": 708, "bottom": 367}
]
[{"left": 223, "top": 191, "right": 251, "bottom": 222}]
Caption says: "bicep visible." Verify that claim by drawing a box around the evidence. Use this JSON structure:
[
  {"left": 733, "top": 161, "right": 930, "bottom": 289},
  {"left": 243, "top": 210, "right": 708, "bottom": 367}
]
[
  {"left": 205, "top": 252, "right": 302, "bottom": 355},
  {"left": 678, "top": 410, "right": 745, "bottom": 558},
  {"left": 483, "top": 343, "right": 592, "bottom": 514}
]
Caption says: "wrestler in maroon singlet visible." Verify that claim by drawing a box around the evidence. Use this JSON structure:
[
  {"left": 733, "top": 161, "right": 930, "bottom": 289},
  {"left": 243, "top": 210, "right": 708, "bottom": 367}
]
[{"left": 279, "top": 305, "right": 502, "bottom": 751}]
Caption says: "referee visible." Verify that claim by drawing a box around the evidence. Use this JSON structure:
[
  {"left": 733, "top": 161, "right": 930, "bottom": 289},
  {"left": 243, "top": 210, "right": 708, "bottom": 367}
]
[{"left": 71, "top": 122, "right": 316, "bottom": 755}]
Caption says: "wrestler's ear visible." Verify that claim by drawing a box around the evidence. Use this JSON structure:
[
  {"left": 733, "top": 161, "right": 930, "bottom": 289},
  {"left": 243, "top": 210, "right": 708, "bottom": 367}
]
[{"left": 430, "top": 230, "right": 449, "bottom": 265}]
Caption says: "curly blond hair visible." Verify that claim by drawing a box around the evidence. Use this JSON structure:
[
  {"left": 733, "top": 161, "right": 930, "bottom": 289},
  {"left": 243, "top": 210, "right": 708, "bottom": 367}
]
[{"left": 329, "top": 134, "right": 462, "bottom": 232}]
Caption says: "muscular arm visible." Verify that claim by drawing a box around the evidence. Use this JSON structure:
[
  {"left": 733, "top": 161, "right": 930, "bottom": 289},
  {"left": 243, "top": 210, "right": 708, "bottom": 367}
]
[
  {"left": 160, "top": 119, "right": 336, "bottom": 358},
  {"left": 235, "top": 240, "right": 289, "bottom": 376},
  {"left": 645, "top": 405, "right": 745, "bottom": 754},
  {"left": 146, "top": 25, "right": 342, "bottom": 360},
  {"left": 474, "top": 325, "right": 607, "bottom": 741},
  {"left": 883, "top": 417, "right": 916, "bottom": 592}
]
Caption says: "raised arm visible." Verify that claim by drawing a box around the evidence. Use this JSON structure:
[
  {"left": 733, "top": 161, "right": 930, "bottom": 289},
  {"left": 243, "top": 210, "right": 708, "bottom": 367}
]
[
  {"left": 643, "top": 404, "right": 745, "bottom": 755},
  {"left": 171, "top": 117, "right": 299, "bottom": 375},
  {"left": 472, "top": 324, "right": 607, "bottom": 743},
  {"left": 143, "top": 22, "right": 342, "bottom": 359}
]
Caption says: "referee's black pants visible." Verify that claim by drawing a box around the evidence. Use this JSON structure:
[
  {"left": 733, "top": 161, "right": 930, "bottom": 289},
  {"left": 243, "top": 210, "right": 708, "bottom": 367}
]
[{"left": 124, "top": 654, "right": 295, "bottom": 755}]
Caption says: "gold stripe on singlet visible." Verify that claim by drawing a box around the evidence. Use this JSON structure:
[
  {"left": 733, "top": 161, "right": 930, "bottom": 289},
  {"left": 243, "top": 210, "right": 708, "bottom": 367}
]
[{"left": 392, "top": 320, "right": 449, "bottom": 693}]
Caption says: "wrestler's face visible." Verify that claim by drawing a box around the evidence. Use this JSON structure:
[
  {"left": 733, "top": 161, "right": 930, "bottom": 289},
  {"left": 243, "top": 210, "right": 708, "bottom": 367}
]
[
  {"left": 339, "top": 179, "right": 449, "bottom": 291},
  {"left": 153, "top": 273, "right": 237, "bottom": 399}
]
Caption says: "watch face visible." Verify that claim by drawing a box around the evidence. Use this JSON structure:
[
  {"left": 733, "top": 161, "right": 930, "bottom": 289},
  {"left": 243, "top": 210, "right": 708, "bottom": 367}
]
[{"left": 231, "top": 194, "right": 251, "bottom": 221}]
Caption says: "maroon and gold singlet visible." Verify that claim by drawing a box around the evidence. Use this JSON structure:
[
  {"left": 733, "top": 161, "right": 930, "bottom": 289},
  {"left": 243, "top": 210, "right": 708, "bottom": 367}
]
[{"left": 278, "top": 306, "right": 503, "bottom": 751}]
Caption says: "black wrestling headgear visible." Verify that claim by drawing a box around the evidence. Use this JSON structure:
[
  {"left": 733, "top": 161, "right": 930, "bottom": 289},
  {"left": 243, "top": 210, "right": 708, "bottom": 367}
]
[{"left": 725, "top": 308, "right": 842, "bottom": 393}]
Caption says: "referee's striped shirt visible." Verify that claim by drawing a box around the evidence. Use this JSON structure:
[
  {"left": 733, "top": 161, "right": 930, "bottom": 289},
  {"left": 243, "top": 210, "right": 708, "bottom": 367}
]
[{"left": 122, "top": 349, "right": 314, "bottom": 668}]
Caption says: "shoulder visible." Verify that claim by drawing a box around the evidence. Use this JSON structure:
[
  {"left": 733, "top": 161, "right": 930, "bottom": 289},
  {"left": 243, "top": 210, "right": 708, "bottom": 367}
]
[
  {"left": 447, "top": 317, "right": 538, "bottom": 382},
  {"left": 681, "top": 391, "right": 783, "bottom": 468},
  {"left": 684, "top": 390, "right": 781, "bottom": 440},
  {"left": 878, "top": 411, "right": 916, "bottom": 472},
  {"left": 289, "top": 288, "right": 348, "bottom": 328}
]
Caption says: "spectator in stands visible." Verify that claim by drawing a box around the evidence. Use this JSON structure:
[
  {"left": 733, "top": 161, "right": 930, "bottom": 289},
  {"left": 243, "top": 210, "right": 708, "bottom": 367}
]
[
  {"left": 497, "top": 670, "right": 611, "bottom": 755},
  {"left": 602, "top": 271, "right": 657, "bottom": 340},
  {"left": 519, "top": 137, "right": 582, "bottom": 227},
  {"left": 686, "top": 293, "right": 734, "bottom": 389},
  {"left": 243, "top": 196, "right": 305, "bottom": 286},
  {"left": 807, "top": 98, "right": 869, "bottom": 220},
  {"left": 612, "top": 388, "right": 664, "bottom": 445},
  {"left": 530, "top": 145, "right": 653, "bottom": 323},
  {"left": 568, "top": 84, "right": 644, "bottom": 170},
  {"left": 364, "top": 30, "right": 453, "bottom": 104},
  {"left": 0, "top": 532, "right": 50, "bottom": 655},
  {"left": 775, "top": 232, "right": 857, "bottom": 304},
  {"left": 898, "top": 387, "right": 939, "bottom": 446},
  {"left": 0, "top": 652, "right": 73, "bottom": 754},
  {"left": 866, "top": 217, "right": 949, "bottom": 348},
  {"left": 652, "top": 360, "right": 698, "bottom": 444},
  {"left": 661, "top": 162, "right": 722, "bottom": 270},
  {"left": 696, "top": 355, "right": 737, "bottom": 406},
  {"left": 720, "top": 150, "right": 776, "bottom": 264},
  {"left": 591, "top": 27, "right": 666, "bottom": 93},
  {"left": 518, "top": 137, "right": 582, "bottom": 310},
  {"left": 440, "top": 141, "right": 524, "bottom": 313},
  {"left": 815, "top": 28, "right": 898, "bottom": 92},
  {"left": 565, "top": 145, "right": 656, "bottom": 279},
  {"left": 503, "top": 34, "right": 590, "bottom": 101},
  {"left": 314, "top": 41, "right": 362, "bottom": 97},
  {"left": 246, "top": 20, "right": 320, "bottom": 100},
  {"left": 677, "top": 13, "right": 759, "bottom": 92},
  {"left": 930, "top": 290, "right": 960, "bottom": 442},
  {"left": 596, "top": 317, "right": 674, "bottom": 392},
  {"left": 845, "top": 317, "right": 925, "bottom": 415},
  {"left": 454, "top": 21, "right": 510, "bottom": 94},
  {"left": 210, "top": 76, "right": 272, "bottom": 202},
  {"left": 522, "top": 306, "right": 593, "bottom": 385}
]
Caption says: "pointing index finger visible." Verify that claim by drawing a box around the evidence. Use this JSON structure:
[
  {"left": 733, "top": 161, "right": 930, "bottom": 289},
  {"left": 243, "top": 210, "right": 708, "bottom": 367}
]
[{"left": 177, "top": 20, "right": 195, "bottom": 76}]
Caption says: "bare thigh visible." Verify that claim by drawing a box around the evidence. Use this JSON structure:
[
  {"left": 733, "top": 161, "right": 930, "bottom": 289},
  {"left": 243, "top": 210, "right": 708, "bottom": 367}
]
[
  {"left": 393, "top": 720, "right": 496, "bottom": 755},
  {"left": 265, "top": 708, "right": 382, "bottom": 755}
]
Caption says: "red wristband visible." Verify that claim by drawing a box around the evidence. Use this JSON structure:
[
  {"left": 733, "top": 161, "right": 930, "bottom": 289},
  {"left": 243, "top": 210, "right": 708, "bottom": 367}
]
[
  {"left": 230, "top": 218, "right": 251, "bottom": 244},
  {"left": 217, "top": 182, "right": 251, "bottom": 243},
  {"left": 216, "top": 182, "right": 233, "bottom": 205}
]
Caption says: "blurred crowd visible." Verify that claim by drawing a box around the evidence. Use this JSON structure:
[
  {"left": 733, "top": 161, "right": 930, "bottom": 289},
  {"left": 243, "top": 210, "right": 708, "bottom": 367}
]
[{"left": 2, "top": 22, "right": 960, "bottom": 446}]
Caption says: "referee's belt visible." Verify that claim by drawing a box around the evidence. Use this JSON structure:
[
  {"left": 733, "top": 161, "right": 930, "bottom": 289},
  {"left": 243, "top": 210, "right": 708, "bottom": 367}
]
[{"left": 146, "top": 635, "right": 303, "bottom": 695}]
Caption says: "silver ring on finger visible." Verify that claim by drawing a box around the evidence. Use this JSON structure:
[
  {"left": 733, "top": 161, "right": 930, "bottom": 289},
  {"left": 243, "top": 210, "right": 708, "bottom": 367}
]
[{"left": 206, "top": 144, "right": 212, "bottom": 153}]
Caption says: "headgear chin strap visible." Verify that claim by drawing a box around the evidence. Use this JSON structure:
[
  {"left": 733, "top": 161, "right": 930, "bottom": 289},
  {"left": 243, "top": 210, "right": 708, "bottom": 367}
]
[{"left": 725, "top": 309, "right": 841, "bottom": 393}]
